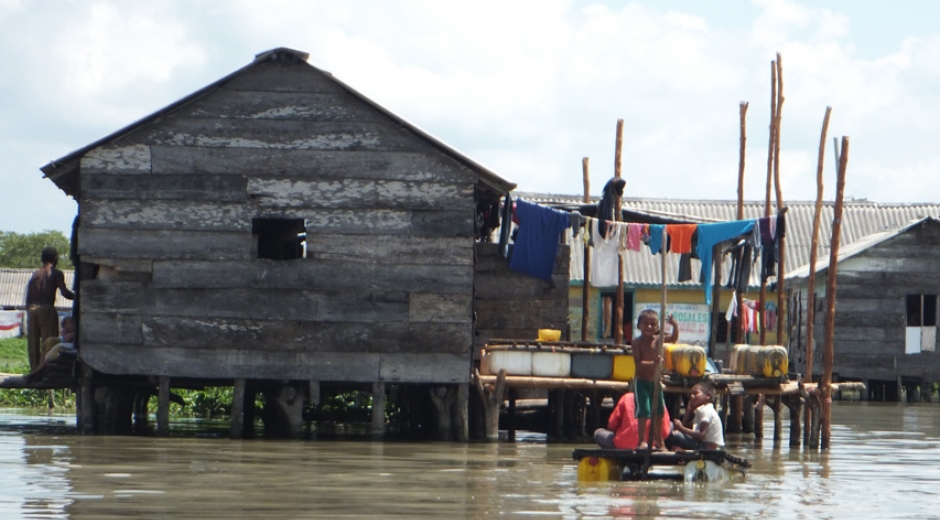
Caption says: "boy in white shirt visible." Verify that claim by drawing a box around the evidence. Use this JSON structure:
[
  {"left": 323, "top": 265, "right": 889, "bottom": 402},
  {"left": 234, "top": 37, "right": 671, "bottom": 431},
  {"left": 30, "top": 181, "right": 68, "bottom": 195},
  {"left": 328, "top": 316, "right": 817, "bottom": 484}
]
[{"left": 666, "top": 382, "right": 725, "bottom": 451}]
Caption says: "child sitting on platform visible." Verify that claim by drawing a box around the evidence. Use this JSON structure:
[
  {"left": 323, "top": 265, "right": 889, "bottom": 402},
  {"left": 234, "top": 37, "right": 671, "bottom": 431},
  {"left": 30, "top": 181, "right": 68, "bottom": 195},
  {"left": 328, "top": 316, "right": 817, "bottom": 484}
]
[{"left": 666, "top": 381, "right": 725, "bottom": 451}]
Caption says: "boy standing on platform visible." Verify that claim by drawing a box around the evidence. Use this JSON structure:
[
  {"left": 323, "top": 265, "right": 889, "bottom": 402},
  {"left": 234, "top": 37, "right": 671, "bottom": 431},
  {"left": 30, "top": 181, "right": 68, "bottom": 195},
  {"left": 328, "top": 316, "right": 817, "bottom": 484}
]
[{"left": 631, "top": 309, "right": 678, "bottom": 450}]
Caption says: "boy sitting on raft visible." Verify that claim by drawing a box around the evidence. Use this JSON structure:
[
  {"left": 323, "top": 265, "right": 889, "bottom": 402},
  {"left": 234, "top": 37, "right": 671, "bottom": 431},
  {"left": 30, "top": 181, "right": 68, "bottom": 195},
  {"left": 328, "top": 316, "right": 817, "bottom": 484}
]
[
  {"left": 631, "top": 309, "right": 678, "bottom": 450},
  {"left": 666, "top": 381, "right": 725, "bottom": 451}
]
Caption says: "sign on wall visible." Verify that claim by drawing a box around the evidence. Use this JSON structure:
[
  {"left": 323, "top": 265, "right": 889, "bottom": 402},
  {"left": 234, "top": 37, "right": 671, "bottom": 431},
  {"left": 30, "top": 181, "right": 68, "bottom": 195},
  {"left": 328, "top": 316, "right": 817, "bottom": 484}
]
[{"left": 633, "top": 302, "right": 711, "bottom": 346}]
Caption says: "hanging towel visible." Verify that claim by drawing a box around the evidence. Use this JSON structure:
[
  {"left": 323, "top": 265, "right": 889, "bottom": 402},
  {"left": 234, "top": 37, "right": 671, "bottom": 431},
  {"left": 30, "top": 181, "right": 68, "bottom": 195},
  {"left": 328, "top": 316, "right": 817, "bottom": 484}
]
[
  {"left": 508, "top": 199, "right": 571, "bottom": 281},
  {"left": 666, "top": 224, "right": 697, "bottom": 254},
  {"left": 695, "top": 219, "right": 756, "bottom": 305},
  {"left": 591, "top": 219, "right": 623, "bottom": 287}
]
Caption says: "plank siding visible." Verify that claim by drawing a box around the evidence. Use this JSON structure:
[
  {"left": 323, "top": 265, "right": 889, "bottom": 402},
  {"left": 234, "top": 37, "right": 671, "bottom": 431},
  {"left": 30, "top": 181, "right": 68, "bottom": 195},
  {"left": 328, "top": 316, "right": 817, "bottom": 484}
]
[
  {"left": 136, "top": 118, "right": 423, "bottom": 152},
  {"left": 177, "top": 91, "right": 380, "bottom": 122},
  {"left": 473, "top": 243, "right": 570, "bottom": 353},
  {"left": 82, "top": 173, "right": 248, "bottom": 202},
  {"left": 246, "top": 178, "right": 474, "bottom": 211},
  {"left": 78, "top": 228, "right": 252, "bottom": 260},
  {"left": 149, "top": 147, "right": 475, "bottom": 184},
  {"left": 150, "top": 260, "right": 472, "bottom": 293},
  {"left": 80, "top": 345, "right": 469, "bottom": 382},
  {"left": 305, "top": 235, "right": 472, "bottom": 266}
]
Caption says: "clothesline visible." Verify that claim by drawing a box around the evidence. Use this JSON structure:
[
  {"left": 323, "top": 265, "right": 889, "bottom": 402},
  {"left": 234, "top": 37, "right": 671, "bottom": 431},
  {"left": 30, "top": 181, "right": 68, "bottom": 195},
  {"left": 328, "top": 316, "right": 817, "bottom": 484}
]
[{"left": 502, "top": 197, "right": 787, "bottom": 306}]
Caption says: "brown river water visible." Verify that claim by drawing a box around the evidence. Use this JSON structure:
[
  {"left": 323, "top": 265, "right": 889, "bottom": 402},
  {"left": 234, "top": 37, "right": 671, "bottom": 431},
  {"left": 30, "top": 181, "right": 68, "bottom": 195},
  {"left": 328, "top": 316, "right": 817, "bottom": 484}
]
[{"left": 1, "top": 402, "right": 938, "bottom": 519}]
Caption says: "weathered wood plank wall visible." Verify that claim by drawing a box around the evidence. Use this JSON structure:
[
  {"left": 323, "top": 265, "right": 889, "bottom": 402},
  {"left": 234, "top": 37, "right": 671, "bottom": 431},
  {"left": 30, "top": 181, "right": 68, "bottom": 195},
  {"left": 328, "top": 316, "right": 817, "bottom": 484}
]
[
  {"left": 473, "top": 243, "right": 570, "bottom": 355},
  {"left": 76, "top": 54, "right": 485, "bottom": 383}
]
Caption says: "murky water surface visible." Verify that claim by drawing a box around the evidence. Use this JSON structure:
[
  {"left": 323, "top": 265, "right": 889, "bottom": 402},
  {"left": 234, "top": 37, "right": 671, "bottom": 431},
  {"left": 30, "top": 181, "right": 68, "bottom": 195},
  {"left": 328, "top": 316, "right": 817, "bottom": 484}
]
[{"left": 1, "top": 402, "right": 937, "bottom": 519}]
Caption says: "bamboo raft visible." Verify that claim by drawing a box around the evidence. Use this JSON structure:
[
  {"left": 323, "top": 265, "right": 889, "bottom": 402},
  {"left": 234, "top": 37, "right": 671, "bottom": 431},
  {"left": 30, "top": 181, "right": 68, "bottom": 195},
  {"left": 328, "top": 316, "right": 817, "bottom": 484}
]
[{"left": 572, "top": 448, "right": 751, "bottom": 481}]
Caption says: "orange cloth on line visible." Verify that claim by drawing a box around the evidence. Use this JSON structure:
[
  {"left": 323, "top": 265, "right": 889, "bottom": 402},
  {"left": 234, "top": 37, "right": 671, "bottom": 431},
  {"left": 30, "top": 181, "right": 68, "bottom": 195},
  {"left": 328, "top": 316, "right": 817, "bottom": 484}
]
[{"left": 665, "top": 224, "right": 697, "bottom": 254}]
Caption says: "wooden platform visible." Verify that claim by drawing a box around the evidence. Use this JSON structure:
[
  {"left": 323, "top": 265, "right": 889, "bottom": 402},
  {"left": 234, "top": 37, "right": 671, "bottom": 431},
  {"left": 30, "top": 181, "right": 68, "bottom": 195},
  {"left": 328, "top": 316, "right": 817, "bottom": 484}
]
[
  {"left": 0, "top": 351, "right": 78, "bottom": 390},
  {"left": 572, "top": 448, "right": 751, "bottom": 481}
]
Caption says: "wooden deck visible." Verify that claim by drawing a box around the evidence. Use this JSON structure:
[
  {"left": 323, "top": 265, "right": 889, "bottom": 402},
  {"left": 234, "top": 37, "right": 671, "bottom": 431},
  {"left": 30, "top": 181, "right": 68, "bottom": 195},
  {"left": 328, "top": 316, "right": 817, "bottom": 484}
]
[{"left": 0, "top": 352, "right": 78, "bottom": 390}]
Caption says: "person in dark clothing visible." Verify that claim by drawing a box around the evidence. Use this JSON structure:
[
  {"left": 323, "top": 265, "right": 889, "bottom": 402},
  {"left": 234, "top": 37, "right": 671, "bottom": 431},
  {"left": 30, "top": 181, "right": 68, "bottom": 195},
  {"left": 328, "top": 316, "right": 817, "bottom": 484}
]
[{"left": 25, "top": 247, "right": 74, "bottom": 370}]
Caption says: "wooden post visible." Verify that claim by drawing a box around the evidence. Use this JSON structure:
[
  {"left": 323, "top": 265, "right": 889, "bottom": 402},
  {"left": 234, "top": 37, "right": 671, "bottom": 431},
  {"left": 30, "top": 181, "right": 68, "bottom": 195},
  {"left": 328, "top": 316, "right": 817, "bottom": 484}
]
[
  {"left": 455, "top": 383, "right": 469, "bottom": 442},
  {"left": 806, "top": 107, "right": 832, "bottom": 383},
  {"left": 613, "top": 119, "right": 625, "bottom": 345},
  {"left": 430, "top": 386, "right": 455, "bottom": 441},
  {"left": 821, "top": 137, "right": 850, "bottom": 449},
  {"left": 760, "top": 59, "right": 777, "bottom": 346},
  {"left": 582, "top": 157, "right": 592, "bottom": 341},
  {"left": 157, "top": 376, "right": 170, "bottom": 437},
  {"left": 729, "top": 101, "right": 748, "bottom": 435},
  {"left": 474, "top": 369, "right": 506, "bottom": 442},
  {"left": 772, "top": 395, "right": 783, "bottom": 444},
  {"left": 644, "top": 248, "right": 668, "bottom": 473},
  {"left": 507, "top": 388, "right": 517, "bottom": 442},
  {"left": 754, "top": 394, "right": 764, "bottom": 440},
  {"left": 78, "top": 362, "right": 95, "bottom": 434},
  {"left": 784, "top": 392, "right": 802, "bottom": 448},
  {"left": 372, "top": 381, "right": 386, "bottom": 440},
  {"left": 774, "top": 54, "right": 787, "bottom": 342},
  {"left": 230, "top": 378, "right": 246, "bottom": 439}
]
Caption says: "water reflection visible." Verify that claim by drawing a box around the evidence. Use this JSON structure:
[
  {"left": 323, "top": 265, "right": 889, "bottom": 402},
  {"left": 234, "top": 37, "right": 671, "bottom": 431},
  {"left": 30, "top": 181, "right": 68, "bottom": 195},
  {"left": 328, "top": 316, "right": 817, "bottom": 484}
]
[{"left": 2, "top": 402, "right": 940, "bottom": 518}]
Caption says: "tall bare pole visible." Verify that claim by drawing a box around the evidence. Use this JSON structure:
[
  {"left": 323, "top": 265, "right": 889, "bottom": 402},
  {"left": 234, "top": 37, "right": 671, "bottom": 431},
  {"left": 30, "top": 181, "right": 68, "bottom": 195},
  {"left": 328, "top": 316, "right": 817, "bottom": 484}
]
[
  {"left": 728, "top": 101, "right": 749, "bottom": 435},
  {"left": 774, "top": 54, "right": 787, "bottom": 340},
  {"left": 613, "top": 120, "right": 625, "bottom": 345},
  {"left": 581, "top": 158, "right": 592, "bottom": 341},
  {"left": 760, "top": 59, "right": 777, "bottom": 345},
  {"left": 805, "top": 107, "right": 832, "bottom": 383},
  {"left": 821, "top": 137, "right": 849, "bottom": 449}
]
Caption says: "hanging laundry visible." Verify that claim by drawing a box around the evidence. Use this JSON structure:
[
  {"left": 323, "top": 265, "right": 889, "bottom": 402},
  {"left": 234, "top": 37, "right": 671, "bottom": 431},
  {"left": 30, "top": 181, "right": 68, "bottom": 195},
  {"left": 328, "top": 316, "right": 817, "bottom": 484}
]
[
  {"left": 626, "top": 223, "right": 644, "bottom": 252},
  {"left": 695, "top": 219, "right": 756, "bottom": 305},
  {"left": 666, "top": 224, "right": 697, "bottom": 254},
  {"left": 591, "top": 219, "right": 623, "bottom": 287},
  {"left": 508, "top": 199, "right": 571, "bottom": 282},
  {"left": 647, "top": 224, "right": 666, "bottom": 254}
]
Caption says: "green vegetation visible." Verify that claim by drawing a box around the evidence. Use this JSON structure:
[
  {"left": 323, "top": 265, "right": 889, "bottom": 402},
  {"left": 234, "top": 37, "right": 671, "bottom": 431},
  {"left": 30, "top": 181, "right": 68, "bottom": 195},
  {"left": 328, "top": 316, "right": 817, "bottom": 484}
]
[{"left": 0, "top": 230, "right": 73, "bottom": 269}]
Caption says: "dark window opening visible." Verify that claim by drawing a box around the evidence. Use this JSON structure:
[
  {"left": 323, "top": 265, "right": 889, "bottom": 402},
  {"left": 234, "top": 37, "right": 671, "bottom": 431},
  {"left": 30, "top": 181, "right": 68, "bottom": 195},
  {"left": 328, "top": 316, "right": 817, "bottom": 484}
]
[
  {"left": 252, "top": 218, "right": 305, "bottom": 260},
  {"left": 908, "top": 294, "right": 938, "bottom": 327}
]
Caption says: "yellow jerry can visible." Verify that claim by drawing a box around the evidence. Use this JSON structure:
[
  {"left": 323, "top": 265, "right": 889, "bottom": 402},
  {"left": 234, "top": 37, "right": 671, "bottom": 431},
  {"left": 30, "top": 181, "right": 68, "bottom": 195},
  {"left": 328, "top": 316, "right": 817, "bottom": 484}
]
[
  {"left": 730, "top": 344, "right": 788, "bottom": 378},
  {"left": 663, "top": 344, "right": 707, "bottom": 378},
  {"left": 612, "top": 354, "right": 636, "bottom": 381},
  {"left": 577, "top": 456, "right": 622, "bottom": 482}
]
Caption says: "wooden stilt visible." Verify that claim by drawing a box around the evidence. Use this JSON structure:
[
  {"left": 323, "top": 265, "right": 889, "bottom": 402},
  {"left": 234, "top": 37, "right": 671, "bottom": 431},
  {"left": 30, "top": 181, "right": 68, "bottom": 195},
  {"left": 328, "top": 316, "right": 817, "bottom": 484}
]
[
  {"left": 430, "top": 385, "right": 456, "bottom": 441},
  {"left": 455, "top": 383, "right": 469, "bottom": 442},
  {"left": 157, "top": 376, "right": 170, "bottom": 437},
  {"left": 230, "top": 378, "right": 246, "bottom": 440},
  {"left": 784, "top": 392, "right": 802, "bottom": 447},
  {"left": 372, "top": 381, "right": 386, "bottom": 440},
  {"left": 772, "top": 395, "right": 783, "bottom": 444},
  {"left": 821, "top": 137, "right": 850, "bottom": 449},
  {"left": 613, "top": 119, "right": 625, "bottom": 345},
  {"left": 78, "top": 363, "right": 95, "bottom": 434},
  {"left": 474, "top": 368, "right": 506, "bottom": 442},
  {"left": 753, "top": 394, "right": 765, "bottom": 440},
  {"left": 507, "top": 388, "right": 517, "bottom": 442},
  {"left": 581, "top": 158, "right": 592, "bottom": 341}
]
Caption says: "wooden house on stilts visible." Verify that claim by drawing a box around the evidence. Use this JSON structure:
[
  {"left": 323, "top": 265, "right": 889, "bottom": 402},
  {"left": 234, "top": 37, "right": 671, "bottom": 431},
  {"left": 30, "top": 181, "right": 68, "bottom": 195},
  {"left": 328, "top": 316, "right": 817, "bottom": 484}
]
[{"left": 38, "top": 48, "right": 569, "bottom": 438}]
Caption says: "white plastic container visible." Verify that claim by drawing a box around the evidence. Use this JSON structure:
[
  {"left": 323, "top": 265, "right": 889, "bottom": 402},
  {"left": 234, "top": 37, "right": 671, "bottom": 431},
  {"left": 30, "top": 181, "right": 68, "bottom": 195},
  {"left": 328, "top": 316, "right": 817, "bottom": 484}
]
[
  {"left": 481, "top": 349, "right": 533, "bottom": 376},
  {"left": 531, "top": 351, "right": 571, "bottom": 377}
]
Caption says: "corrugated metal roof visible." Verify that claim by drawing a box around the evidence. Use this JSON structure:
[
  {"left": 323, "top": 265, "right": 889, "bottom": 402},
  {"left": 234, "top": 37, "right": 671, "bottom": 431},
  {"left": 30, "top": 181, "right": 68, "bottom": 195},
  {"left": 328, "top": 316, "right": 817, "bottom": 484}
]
[
  {"left": 786, "top": 216, "right": 940, "bottom": 280},
  {"left": 0, "top": 269, "right": 75, "bottom": 310},
  {"left": 520, "top": 193, "right": 940, "bottom": 287}
]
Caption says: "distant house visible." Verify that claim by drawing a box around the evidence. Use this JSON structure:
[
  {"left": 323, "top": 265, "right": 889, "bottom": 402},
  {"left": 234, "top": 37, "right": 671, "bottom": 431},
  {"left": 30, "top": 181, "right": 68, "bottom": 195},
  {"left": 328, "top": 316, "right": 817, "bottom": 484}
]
[
  {"left": 788, "top": 216, "right": 940, "bottom": 400},
  {"left": 39, "top": 48, "right": 568, "bottom": 436}
]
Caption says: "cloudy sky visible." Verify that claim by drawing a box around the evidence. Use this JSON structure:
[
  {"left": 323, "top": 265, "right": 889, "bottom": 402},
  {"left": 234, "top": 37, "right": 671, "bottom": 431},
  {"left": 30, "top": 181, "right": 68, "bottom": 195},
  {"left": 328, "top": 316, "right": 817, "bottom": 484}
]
[{"left": 2, "top": 0, "right": 939, "bottom": 235}]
